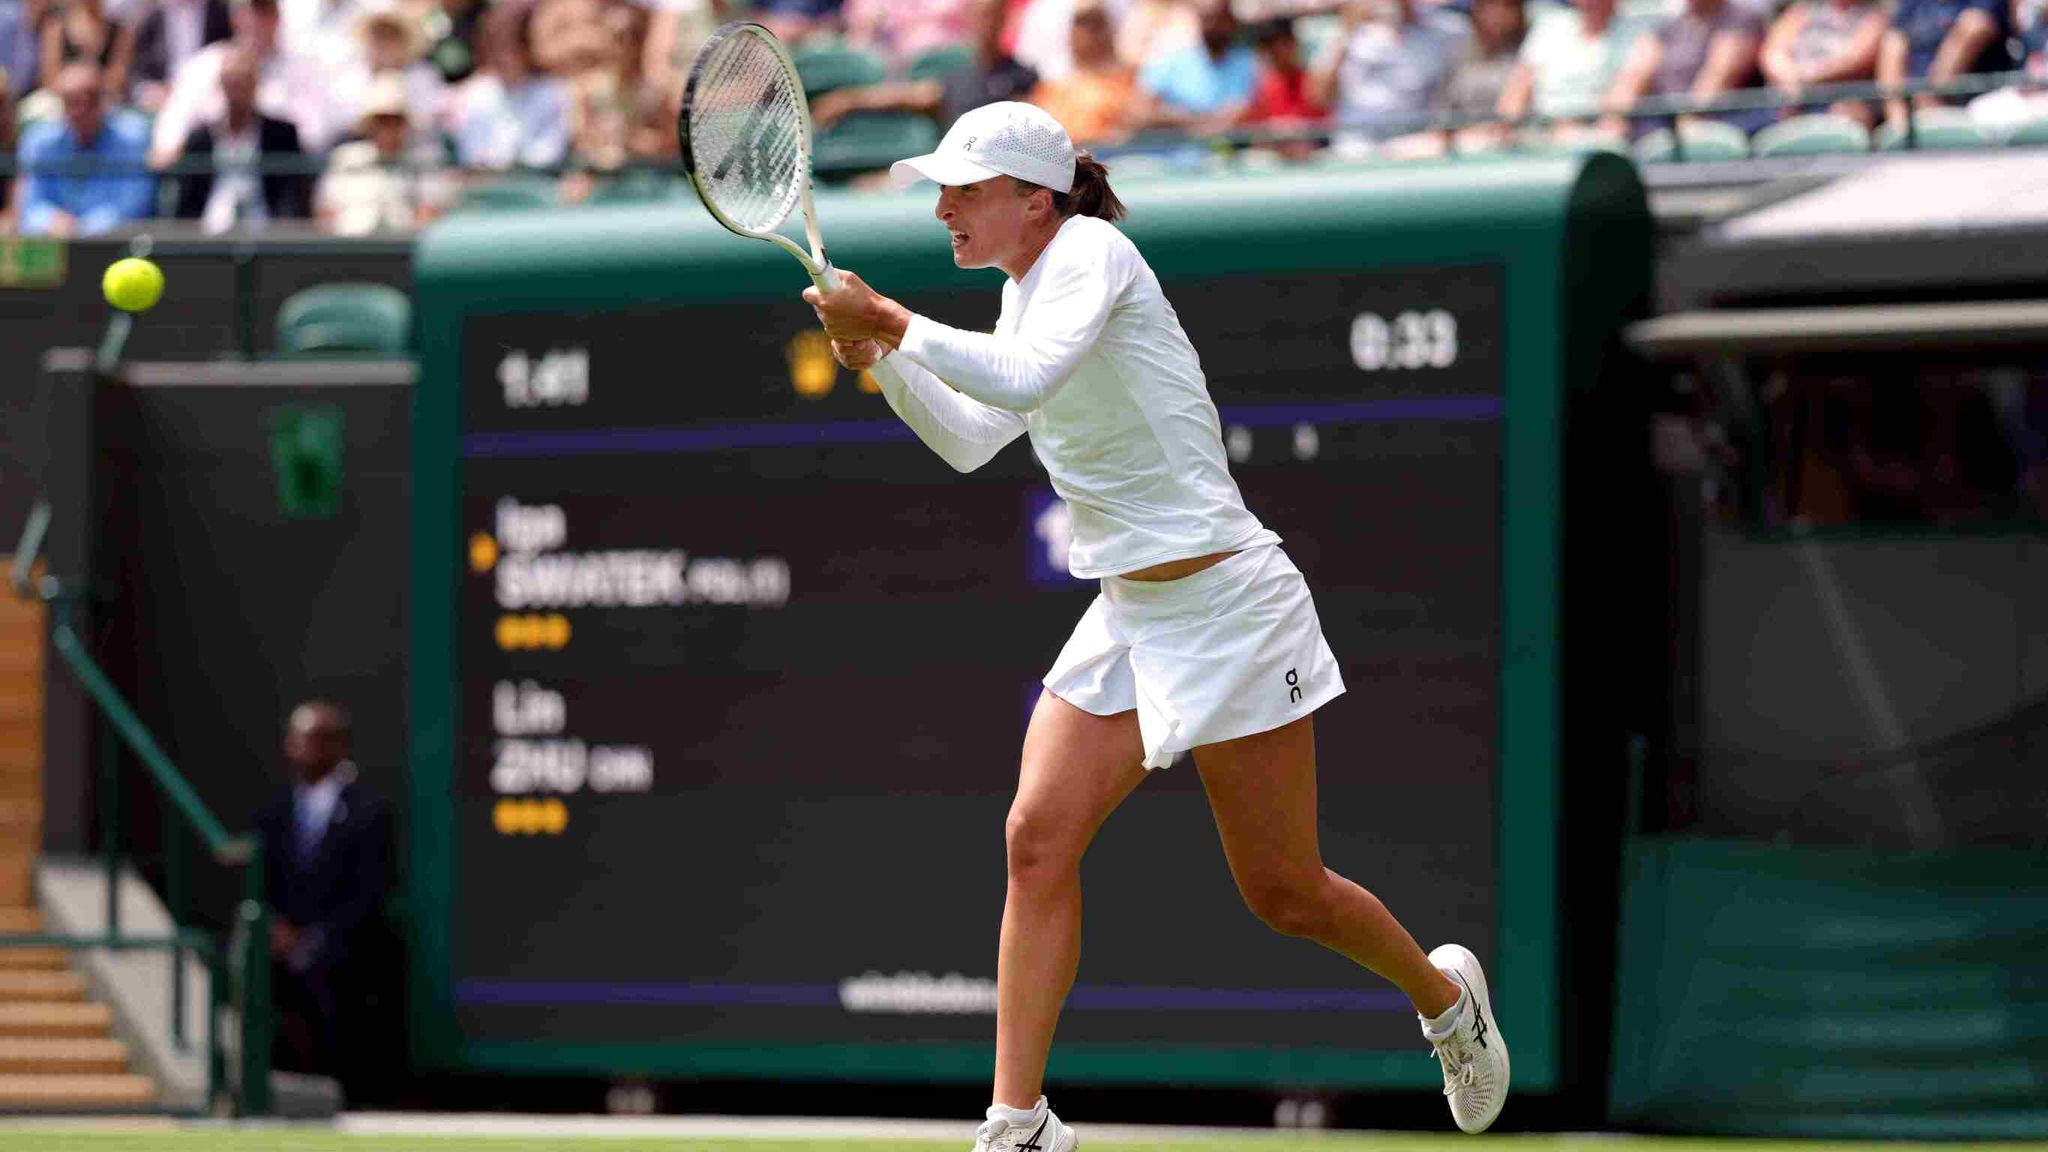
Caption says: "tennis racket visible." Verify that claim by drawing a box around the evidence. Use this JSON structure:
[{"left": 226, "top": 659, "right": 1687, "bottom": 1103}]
[{"left": 678, "top": 22, "right": 840, "bottom": 290}]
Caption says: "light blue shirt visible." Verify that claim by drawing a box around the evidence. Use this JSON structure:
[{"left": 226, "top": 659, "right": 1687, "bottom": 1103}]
[
  {"left": 1140, "top": 42, "right": 1260, "bottom": 115},
  {"left": 1332, "top": 9, "right": 1470, "bottom": 140},
  {"left": 291, "top": 760, "right": 355, "bottom": 860},
  {"left": 0, "top": 0, "right": 34, "bottom": 97},
  {"left": 18, "top": 112, "right": 158, "bottom": 236},
  {"left": 452, "top": 75, "right": 572, "bottom": 170}
]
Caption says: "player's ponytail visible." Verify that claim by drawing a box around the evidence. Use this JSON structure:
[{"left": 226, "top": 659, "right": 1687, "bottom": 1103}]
[{"left": 1054, "top": 152, "right": 1127, "bottom": 223}]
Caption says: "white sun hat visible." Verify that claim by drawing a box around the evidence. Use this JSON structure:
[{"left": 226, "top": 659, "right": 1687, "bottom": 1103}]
[{"left": 890, "top": 101, "right": 1078, "bottom": 194}]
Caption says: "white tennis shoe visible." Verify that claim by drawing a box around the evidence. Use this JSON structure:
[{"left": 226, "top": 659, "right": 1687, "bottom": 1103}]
[
  {"left": 971, "top": 1097, "right": 1077, "bottom": 1152},
  {"left": 1421, "top": 943, "right": 1510, "bottom": 1133}
]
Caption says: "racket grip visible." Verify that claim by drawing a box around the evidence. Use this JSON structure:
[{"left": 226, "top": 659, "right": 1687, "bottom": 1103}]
[{"left": 813, "top": 260, "right": 841, "bottom": 291}]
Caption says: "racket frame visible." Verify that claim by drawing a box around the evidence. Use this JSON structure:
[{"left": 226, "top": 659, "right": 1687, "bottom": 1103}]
[{"left": 679, "top": 21, "right": 841, "bottom": 290}]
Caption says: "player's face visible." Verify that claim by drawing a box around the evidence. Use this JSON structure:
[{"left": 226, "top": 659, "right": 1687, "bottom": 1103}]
[{"left": 934, "top": 176, "right": 1038, "bottom": 270}]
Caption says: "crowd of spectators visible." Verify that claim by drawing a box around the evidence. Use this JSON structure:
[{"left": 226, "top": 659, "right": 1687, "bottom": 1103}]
[{"left": 0, "top": 0, "right": 2042, "bottom": 233}]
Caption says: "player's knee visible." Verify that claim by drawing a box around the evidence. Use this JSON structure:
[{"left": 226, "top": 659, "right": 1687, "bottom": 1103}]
[
  {"left": 1005, "top": 804, "right": 1082, "bottom": 887},
  {"left": 1241, "top": 872, "right": 1331, "bottom": 939}
]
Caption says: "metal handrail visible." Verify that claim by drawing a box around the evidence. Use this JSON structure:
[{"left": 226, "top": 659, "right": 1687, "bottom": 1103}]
[{"left": 6, "top": 442, "right": 272, "bottom": 1114}]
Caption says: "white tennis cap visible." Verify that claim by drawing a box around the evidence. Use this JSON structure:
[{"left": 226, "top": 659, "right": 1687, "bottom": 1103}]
[{"left": 891, "top": 101, "right": 1077, "bottom": 194}]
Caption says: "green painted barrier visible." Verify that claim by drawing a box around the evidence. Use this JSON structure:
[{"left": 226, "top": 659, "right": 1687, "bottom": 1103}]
[
  {"left": 1610, "top": 838, "right": 2048, "bottom": 1137},
  {"left": 409, "top": 156, "right": 1652, "bottom": 1091}
]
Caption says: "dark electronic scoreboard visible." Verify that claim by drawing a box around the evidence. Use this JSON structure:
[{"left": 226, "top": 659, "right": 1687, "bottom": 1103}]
[{"left": 445, "top": 265, "right": 1506, "bottom": 1075}]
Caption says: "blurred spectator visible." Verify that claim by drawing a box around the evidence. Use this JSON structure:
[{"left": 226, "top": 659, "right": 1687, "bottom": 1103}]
[
  {"left": 1410, "top": 0, "right": 1527, "bottom": 152},
  {"left": 625, "top": 71, "right": 678, "bottom": 161},
  {"left": 1965, "top": 0, "right": 2047, "bottom": 129},
  {"left": 423, "top": 0, "right": 484, "bottom": 81},
  {"left": 151, "top": 0, "right": 336, "bottom": 165},
  {"left": 521, "top": 0, "right": 629, "bottom": 169},
  {"left": 1758, "top": 0, "right": 1886, "bottom": 121},
  {"left": 315, "top": 71, "right": 452, "bottom": 232},
  {"left": 637, "top": 0, "right": 721, "bottom": 101},
  {"left": 750, "top": 0, "right": 836, "bottom": 45},
  {"left": 1498, "top": 0, "right": 1632, "bottom": 140},
  {"left": 529, "top": 0, "right": 607, "bottom": 75},
  {"left": 565, "top": 0, "right": 645, "bottom": 171},
  {"left": 333, "top": 0, "right": 447, "bottom": 132},
  {"left": 1308, "top": 0, "right": 1469, "bottom": 148},
  {"left": 173, "top": 44, "right": 309, "bottom": 229},
  {"left": 40, "top": 0, "right": 134, "bottom": 99},
  {"left": 844, "top": 0, "right": 977, "bottom": 70},
  {"left": 14, "top": 61, "right": 152, "bottom": 235},
  {"left": 1133, "top": 0, "right": 1257, "bottom": 133},
  {"left": 812, "top": 0, "right": 1033, "bottom": 130},
  {"left": 0, "top": 0, "right": 47, "bottom": 98},
  {"left": 280, "top": 0, "right": 368, "bottom": 78},
  {"left": 1878, "top": 0, "right": 2013, "bottom": 130},
  {"left": 1115, "top": 0, "right": 1196, "bottom": 70},
  {"left": 0, "top": 83, "right": 13, "bottom": 220},
  {"left": 131, "top": 0, "right": 233, "bottom": 111},
  {"left": 2022, "top": 0, "right": 2048, "bottom": 72},
  {"left": 448, "top": 0, "right": 570, "bottom": 168},
  {"left": 1031, "top": 2, "right": 1133, "bottom": 143},
  {"left": 1240, "top": 17, "right": 1325, "bottom": 148},
  {"left": 1601, "top": 0, "right": 1765, "bottom": 135},
  {"left": 255, "top": 702, "right": 395, "bottom": 1089}
]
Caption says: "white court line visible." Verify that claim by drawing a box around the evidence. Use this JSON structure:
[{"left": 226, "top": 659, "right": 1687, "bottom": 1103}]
[{"left": 338, "top": 1112, "right": 1317, "bottom": 1143}]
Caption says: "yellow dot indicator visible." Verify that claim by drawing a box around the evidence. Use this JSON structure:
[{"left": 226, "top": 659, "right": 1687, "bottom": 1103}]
[
  {"left": 787, "top": 329, "right": 837, "bottom": 398},
  {"left": 493, "top": 797, "right": 571, "bottom": 836},
  {"left": 495, "top": 614, "right": 573, "bottom": 651},
  {"left": 469, "top": 533, "right": 499, "bottom": 572}
]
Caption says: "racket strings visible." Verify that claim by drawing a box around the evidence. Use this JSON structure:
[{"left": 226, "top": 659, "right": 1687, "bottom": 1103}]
[{"left": 688, "top": 32, "right": 807, "bottom": 235}]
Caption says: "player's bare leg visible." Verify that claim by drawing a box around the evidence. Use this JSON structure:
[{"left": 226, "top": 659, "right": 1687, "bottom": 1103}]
[
  {"left": 993, "top": 691, "right": 1148, "bottom": 1111},
  {"left": 1192, "top": 715, "right": 1455, "bottom": 1010},
  {"left": 1193, "top": 714, "right": 1508, "bottom": 1132}
]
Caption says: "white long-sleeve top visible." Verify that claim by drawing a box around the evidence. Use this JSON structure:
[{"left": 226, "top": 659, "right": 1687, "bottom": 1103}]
[{"left": 869, "top": 214, "right": 1278, "bottom": 579}]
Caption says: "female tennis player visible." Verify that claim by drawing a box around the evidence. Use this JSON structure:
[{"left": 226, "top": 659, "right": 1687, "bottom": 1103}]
[{"left": 803, "top": 101, "right": 1508, "bottom": 1151}]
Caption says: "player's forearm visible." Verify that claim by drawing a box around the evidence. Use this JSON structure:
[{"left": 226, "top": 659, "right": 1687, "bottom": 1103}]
[
  {"left": 895, "top": 314, "right": 1074, "bottom": 411},
  {"left": 871, "top": 354, "right": 1027, "bottom": 472}
]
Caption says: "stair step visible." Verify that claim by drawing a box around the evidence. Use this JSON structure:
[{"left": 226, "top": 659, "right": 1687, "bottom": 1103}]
[
  {"left": 0, "top": 948, "right": 68, "bottom": 970},
  {"left": 0, "top": 1073, "right": 154, "bottom": 1108},
  {"left": 0, "top": 1037, "right": 128, "bottom": 1074},
  {"left": 0, "top": 970, "right": 86, "bottom": 1001},
  {"left": 0, "top": 1000, "right": 112, "bottom": 1037},
  {"left": 0, "top": 908, "right": 43, "bottom": 933},
  {"left": 0, "top": 857, "right": 29, "bottom": 907}
]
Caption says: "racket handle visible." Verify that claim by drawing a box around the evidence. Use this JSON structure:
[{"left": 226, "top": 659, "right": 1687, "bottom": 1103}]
[{"left": 813, "top": 260, "right": 841, "bottom": 291}]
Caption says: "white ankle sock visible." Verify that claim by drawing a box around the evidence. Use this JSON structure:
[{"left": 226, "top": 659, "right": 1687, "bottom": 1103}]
[
  {"left": 988, "top": 1096, "right": 1046, "bottom": 1125},
  {"left": 1423, "top": 982, "right": 1468, "bottom": 1037}
]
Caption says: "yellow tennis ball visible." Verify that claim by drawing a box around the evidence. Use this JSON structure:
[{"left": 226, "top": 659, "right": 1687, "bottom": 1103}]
[{"left": 102, "top": 257, "right": 165, "bottom": 313}]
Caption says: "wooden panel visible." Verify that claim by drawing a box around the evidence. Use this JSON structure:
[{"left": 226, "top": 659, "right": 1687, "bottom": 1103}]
[
  {"left": 0, "top": 1037, "right": 129, "bottom": 1075},
  {"left": 0, "top": 1073, "right": 154, "bottom": 1107},
  {"left": 0, "top": 1000, "right": 112, "bottom": 1037},
  {"left": 0, "top": 970, "right": 86, "bottom": 1002}
]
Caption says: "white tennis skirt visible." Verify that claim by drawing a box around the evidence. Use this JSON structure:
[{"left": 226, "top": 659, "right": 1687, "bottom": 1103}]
[{"left": 1042, "top": 545, "right": 1345, "bottom": 769}]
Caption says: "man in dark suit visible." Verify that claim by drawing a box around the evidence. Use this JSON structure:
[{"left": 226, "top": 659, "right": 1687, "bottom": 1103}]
[
  {"left": 173, "top": 44, "right": 310, "bottom": 229},
  {"left": 131, "top": 0, "right": 233, "bottom": 111},
  {"left": 255, "top": 700, "right": 393, "bottom": 1087}
]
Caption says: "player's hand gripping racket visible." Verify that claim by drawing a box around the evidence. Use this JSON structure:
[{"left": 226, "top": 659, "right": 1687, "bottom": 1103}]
[{"left": 678, "top": 22, "right": 840, "bottom": 290}]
